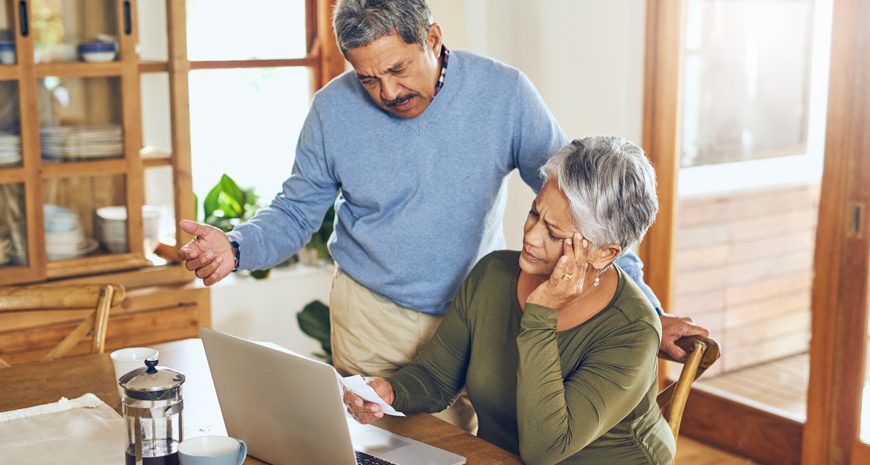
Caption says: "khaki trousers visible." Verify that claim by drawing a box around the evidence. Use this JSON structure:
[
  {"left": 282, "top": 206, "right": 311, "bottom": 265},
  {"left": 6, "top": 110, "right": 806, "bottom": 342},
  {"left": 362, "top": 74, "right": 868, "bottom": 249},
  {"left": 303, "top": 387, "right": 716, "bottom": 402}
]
[{"left": 329, "top": 269, "right": 478, "bottom": 434}]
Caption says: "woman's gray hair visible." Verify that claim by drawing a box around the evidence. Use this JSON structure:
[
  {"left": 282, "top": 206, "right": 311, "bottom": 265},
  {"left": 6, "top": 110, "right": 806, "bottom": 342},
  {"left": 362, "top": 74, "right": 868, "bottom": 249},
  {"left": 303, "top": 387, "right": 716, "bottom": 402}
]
[
  {"left": 539, "top": 136, "right": 659, "bottom": 255},
  {"left": 333, "top": 0, "right": 433, "bottom": 57}
]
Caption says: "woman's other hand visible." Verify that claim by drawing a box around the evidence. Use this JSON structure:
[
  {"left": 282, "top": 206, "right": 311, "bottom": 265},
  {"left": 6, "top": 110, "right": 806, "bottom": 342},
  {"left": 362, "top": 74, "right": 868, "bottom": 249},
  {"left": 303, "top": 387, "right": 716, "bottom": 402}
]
[
  {"left": 343, "top": 377, "right": 395, "bottom": 424},
  {"left": 527, "top": 233, "right": 589, "bottom": 310}
]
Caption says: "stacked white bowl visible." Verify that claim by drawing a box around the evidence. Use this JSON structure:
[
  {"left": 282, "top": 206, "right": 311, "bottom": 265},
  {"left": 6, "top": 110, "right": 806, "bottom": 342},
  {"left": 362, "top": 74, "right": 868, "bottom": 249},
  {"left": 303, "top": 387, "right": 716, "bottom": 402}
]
[
  {"left": 44, "top": 204, "right": 97, "bottom": 261},
  {"left": 95, "top": 206, "right": 161, "bottom": 253}
]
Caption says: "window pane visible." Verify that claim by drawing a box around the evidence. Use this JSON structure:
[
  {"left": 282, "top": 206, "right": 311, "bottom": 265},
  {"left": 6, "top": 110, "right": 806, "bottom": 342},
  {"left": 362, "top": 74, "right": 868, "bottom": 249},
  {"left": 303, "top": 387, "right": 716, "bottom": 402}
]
[
  {"left": 187, "top": 0, "right": 307, "bottom": 61},
  {"left": 0, "top": 183, "right": 27, "bottom": 266},
  {"left": 189, "top": 68, "right": 311, "bottom": 214},
  {"left": 680, "top": 0, "right": 814, "bottom": 167},
  {"left": 670, "top": 0, "right": 832, "bottom": 422},
  {"left": 137, "top": 0, "right": 168, "bottom": 61},
  {"left": 671, "top": 184, "right": 820, "bottom": 422},
  {"left": 140, "top": 73, "right": 171, "bottom": 152}
]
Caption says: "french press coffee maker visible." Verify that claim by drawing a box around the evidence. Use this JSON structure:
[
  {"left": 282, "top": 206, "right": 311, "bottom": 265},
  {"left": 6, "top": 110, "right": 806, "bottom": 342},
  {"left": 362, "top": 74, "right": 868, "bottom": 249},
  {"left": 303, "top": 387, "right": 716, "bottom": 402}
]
[{"left": 119, "top": 357, "right": 186, "bottom": 465}]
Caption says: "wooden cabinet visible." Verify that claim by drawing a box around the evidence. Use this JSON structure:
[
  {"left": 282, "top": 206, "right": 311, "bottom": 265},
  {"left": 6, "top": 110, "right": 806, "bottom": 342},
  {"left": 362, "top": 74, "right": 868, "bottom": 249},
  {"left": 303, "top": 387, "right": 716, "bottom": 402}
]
[
  {"left": 0, "top": 0, "right": 207, "bottom": 361},
  {"left": 0, "top": 0, "right": 189, "bottom": 283}
]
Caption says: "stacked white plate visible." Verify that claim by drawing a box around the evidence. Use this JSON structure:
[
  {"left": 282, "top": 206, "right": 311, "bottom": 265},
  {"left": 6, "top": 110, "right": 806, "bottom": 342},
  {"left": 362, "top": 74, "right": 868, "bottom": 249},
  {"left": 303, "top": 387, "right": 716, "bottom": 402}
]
[
  {"left": 41, "top": 124, "right": 123, "bottom": 161},
  {"left": 0, "top": 132, "right": 22, "bottom": 166},
  {"left": 43, "top": 204, "right": 98, "bottom": 261},
  {"left": 96, "top": 205, "right": 161, "bottom": 253}
]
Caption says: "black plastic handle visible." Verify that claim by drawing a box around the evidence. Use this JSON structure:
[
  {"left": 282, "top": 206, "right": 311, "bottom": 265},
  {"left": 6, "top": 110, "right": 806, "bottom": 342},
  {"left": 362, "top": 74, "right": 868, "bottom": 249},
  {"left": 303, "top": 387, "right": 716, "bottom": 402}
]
[
  {"left": 18, "top": 1, "right": 28, "bottom": 37},
  {"left": 123, "top": 0, "right": 132, "bottom": 35}
]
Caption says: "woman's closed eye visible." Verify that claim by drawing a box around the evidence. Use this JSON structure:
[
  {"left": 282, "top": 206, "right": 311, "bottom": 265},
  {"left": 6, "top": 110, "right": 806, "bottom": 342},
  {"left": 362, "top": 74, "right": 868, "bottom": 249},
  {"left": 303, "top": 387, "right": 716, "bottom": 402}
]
[{"left": 529, "top": 209, "right": 563, "bottom": 242}]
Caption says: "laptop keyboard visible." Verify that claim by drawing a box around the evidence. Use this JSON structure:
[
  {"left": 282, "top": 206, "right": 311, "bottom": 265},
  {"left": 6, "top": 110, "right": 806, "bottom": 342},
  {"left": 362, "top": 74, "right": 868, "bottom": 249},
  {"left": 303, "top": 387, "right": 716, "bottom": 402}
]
[{"left": 355, "top": 450, "right": 399, "bottom": 465}]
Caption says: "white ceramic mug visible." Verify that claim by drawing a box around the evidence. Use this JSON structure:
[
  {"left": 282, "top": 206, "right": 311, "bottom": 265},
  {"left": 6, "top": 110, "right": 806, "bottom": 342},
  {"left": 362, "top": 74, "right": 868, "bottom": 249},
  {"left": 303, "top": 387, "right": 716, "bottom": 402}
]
[
  {"left": 110, "top": 347, "right": 159, "bottom": 393},
  {"left": 178, "top": 436, "right": 247, "bottom": 465}
]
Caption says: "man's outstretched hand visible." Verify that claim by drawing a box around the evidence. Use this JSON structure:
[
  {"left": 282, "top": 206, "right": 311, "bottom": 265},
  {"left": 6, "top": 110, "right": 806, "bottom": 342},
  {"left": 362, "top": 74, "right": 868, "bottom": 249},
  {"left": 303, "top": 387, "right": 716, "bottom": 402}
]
[
  {"left": 177, "top": 220, "right": 235, "bottom": 286},
  {"left": 659, "top": 313, "right": 710, "bottom": 362}
]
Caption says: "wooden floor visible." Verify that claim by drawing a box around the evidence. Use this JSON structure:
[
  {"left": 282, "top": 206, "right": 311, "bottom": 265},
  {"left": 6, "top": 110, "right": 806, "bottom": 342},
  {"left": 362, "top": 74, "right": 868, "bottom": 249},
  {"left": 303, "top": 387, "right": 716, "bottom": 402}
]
[
  {"left": 699, "top": 352, "right": 810, "bottom": 420},
  {"left": 677, "top": 437, "right": 756, "bottom": 464}
]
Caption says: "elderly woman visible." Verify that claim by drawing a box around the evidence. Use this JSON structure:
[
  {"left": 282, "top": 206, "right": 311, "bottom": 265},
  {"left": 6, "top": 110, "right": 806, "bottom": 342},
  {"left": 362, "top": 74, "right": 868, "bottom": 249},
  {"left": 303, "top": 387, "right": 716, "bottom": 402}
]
[{"left": 344, "top": 136, "right": 675, "bottom": 464}]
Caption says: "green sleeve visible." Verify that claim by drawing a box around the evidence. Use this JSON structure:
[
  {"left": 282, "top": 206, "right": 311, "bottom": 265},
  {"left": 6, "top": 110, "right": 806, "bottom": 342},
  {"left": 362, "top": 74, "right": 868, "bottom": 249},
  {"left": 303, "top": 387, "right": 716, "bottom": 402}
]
[
  {"left": 516, "top": 304, "right": 660, "bottom": 465},
  {"left": 386, "top": 275, "right": 474, "bottom": 414}
]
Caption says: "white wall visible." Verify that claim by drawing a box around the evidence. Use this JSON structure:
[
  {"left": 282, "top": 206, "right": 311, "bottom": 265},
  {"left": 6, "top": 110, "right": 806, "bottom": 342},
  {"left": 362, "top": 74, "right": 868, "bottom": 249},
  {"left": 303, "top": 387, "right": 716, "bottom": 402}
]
[{"left": 429, "top": 0, "right": 647, "bottom": 248}]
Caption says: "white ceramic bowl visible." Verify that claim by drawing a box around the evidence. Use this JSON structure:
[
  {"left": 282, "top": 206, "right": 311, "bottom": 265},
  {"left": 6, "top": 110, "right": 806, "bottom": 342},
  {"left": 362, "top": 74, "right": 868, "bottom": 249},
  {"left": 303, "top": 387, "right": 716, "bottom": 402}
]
[{"left": 80, "top": 51, "right": 117, "bottom": 62}]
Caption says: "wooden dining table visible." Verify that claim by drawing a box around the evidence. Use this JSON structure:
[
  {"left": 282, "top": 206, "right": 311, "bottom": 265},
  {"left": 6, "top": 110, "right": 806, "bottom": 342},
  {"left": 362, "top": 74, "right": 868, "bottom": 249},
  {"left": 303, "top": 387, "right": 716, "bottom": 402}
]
[{"left": 0, "top": 338, "right": 521, "bottom": 465}]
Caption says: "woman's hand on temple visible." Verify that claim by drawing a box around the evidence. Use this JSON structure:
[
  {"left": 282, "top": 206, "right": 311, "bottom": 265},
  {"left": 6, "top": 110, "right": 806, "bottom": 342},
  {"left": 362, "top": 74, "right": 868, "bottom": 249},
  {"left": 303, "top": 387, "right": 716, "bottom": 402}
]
[
  {"left": 343, "top": 377, "right": 395, "bottom": 424},
  {"left": 527, "top": 233, "right": 589, "bottom": 310}
]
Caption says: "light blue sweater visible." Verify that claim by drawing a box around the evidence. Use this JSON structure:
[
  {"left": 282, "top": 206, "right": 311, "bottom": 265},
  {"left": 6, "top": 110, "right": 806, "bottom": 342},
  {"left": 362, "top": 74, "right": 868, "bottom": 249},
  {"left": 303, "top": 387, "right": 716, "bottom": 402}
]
[{"left": 228, "top": 51, "right": 660, "bottom": 315}]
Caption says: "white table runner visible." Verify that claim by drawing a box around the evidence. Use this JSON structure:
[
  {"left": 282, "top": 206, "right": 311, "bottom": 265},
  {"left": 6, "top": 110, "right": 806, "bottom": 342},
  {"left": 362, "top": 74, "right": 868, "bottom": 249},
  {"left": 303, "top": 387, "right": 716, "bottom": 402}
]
[{"left": 0, "top": 393, "right": 125, "bottom": 465}]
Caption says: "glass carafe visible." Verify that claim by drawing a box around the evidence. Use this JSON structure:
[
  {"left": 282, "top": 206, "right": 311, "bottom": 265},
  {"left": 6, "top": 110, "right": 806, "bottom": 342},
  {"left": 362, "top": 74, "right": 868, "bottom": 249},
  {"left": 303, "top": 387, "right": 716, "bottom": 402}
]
[{"left": 119, "top": 357, "right": 185, "bottom": 465}]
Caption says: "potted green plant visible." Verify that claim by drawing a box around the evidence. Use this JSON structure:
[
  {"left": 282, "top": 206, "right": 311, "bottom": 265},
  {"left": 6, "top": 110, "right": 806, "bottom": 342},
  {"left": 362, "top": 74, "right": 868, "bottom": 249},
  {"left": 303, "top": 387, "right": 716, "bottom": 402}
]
[
  {"left": 201, "top": 174, "right": 271, "bottom": 279},
  {"left": 296, "top": 300, "right": 332, "bottom": 364}
]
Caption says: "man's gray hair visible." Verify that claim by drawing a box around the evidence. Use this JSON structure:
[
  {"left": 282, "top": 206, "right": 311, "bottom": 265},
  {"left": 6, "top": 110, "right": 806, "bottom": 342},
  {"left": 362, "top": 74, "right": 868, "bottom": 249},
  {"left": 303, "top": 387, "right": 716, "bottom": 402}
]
[
  {"left": 333, "top": 0, "right": 433, "bottom": 57},
  {"left": 539, "top": 136, "right": 659, "bottom": 255}
]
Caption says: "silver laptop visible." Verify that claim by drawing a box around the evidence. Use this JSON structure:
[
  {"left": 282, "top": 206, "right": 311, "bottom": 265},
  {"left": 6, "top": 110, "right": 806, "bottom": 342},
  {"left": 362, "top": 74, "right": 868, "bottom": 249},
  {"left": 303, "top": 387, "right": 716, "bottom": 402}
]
[{"left": 200, "top": 328, "right": 466, "bottom": 465}]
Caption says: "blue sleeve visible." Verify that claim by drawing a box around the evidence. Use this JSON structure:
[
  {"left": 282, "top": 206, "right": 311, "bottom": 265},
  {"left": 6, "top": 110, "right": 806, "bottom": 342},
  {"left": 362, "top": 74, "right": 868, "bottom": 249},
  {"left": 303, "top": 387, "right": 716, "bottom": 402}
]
[
  {"left": 511, "top": 72, "right": 569, "bottom": 193},
  {"left": 615, "top": 252, "right": 663, "bottom": 314},
  {"left": 227, "top": 101, "right": 339, "bottom": 270}
]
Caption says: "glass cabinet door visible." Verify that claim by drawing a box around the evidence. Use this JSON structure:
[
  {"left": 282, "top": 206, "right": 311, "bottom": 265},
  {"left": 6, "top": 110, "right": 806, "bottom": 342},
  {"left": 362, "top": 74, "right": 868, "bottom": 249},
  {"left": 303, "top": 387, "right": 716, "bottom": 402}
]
[
  {"left": 42, "top": 174, "right": 130, "bottom": 261},
  {"left": 31, "top": 0, "right": 118, "bottom": 64},
  {"left": 37, "top": 76, "right": 124, "bottom": 163},
  {"left": 187, "top": 0, "right": 306, "bottom": 60},
  {"left": 0, "top": 182, "right": 28, "bottom": 267},
  {"left": 1, "top": 1, "right": 15, "bottom": 65},
  {"left": 0, "top": 80, "right": 21, "bottom": 167}
]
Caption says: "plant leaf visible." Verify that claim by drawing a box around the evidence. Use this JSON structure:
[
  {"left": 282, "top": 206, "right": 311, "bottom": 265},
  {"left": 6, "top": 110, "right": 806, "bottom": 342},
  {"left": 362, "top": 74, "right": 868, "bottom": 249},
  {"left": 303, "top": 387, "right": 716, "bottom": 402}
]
[
  {"left": 203, "top": 183, "right": 222, "bottom": 219},
  {"left": 297, "top": 300, "right": 332, "bottom": 359},
  {"left": 220, "top": 174, "right": 245, "bottom": 205}
]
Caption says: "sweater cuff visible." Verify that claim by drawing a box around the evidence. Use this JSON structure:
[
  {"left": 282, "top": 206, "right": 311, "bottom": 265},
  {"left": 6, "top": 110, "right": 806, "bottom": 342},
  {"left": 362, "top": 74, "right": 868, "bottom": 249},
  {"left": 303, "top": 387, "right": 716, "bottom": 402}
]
[
  {"left": 521, "top": 303, "right": 559, "bottom": 330},
  {"left": 383, "top": 376, "right": 410, "bottom": 412},
  {"left": 225, "top": 230, "right": 247, "bottom": 270}
]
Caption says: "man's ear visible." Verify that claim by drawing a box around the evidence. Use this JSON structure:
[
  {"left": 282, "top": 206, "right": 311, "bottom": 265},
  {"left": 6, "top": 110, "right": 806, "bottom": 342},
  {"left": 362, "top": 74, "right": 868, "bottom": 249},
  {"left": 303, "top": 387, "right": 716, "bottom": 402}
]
[
  {"left": 426, "top": 23, "right": 443, "bottom": 55},
  {"left": 589, "top": 244, "right": 621, "bottom": 271}
]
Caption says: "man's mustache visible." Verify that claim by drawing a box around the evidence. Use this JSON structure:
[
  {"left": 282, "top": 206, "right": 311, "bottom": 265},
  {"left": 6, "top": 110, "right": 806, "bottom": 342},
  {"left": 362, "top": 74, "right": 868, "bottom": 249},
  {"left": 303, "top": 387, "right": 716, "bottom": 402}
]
[{"left": 383, "top": 94, "right": 417, "bottom": 107}]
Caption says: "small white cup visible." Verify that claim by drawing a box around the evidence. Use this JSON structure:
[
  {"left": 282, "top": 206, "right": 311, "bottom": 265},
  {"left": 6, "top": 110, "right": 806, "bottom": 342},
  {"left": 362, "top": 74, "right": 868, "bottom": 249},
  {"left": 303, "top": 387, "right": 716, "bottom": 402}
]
[
  {"left": 111, "top": 347, "right": 159, "bottom": 392},
  {"left": 179, "top": 436, "right": 247, "bottom": 465}
]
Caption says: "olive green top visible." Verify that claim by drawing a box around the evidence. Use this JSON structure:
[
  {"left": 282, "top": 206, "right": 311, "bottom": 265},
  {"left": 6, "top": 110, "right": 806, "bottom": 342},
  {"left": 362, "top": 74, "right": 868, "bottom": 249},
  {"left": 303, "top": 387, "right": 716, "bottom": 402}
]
[{"left": 387, "top": 251, "right": 675, "bottom": 464}]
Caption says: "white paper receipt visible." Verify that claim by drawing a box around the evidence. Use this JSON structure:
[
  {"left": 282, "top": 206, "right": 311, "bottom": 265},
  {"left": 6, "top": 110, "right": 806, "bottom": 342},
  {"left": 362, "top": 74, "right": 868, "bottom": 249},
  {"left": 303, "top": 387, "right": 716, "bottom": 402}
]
[{"left": 340, "top": 375, "right": 405, "bottom": 417}]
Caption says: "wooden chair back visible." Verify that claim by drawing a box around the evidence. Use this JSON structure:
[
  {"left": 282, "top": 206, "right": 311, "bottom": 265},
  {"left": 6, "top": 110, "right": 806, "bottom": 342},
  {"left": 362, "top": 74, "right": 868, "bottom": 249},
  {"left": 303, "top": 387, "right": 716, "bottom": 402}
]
[
  {"left": 0, "top": 284, "right": 126, "bottom": 367},
  {"left": 657, "top": 335, "right": 721, "bottom": 446}
]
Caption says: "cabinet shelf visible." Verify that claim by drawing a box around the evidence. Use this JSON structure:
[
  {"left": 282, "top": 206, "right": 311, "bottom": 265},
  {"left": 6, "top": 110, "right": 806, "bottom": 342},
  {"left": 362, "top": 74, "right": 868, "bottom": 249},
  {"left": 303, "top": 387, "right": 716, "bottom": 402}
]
[
  {"left": 45, "top": 254, "right": 150, "bottom": 279},
  {"left": 0, "top": 65, "right": 17, "bottom": 80},
  {"left": 34, "top": 61, "right": 123, "bottom": 78},
  {"left": 42, "top": 159, "right": 127, "bottom": 179},
  {"left": 0, "top": 167, "right": 26, "bottom": 184}
]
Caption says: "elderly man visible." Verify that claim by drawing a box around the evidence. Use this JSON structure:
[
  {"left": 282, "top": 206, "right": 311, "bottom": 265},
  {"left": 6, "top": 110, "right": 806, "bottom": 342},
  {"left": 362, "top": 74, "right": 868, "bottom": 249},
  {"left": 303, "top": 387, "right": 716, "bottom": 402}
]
[{"left": 178, "top": 0, "right": 707, "bottom": 433}]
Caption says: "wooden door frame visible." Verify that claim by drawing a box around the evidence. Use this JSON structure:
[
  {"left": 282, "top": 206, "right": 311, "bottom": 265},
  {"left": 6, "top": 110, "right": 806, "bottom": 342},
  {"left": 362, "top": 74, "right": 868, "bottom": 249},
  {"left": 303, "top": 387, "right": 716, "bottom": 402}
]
[
  {"left": 802, "top": 0, "right": 870, "bottom": 463},
  {"left": 640, "top": 0, "right": 870, "bottom": 464}
]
